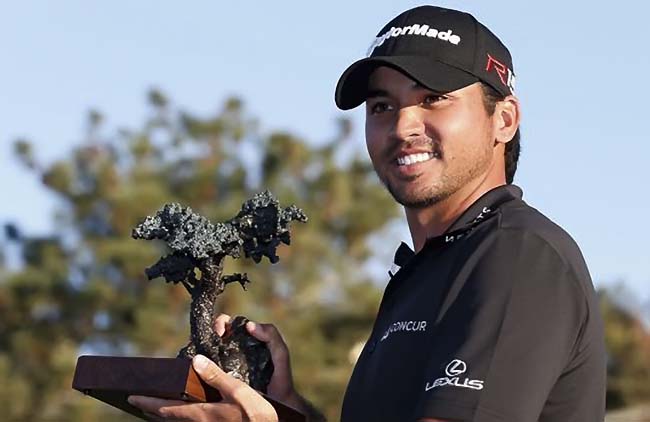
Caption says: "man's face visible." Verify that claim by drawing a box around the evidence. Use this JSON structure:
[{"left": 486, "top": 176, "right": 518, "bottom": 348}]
[{"left": 365, "top": 66, "right": 499, "bottom": 208}]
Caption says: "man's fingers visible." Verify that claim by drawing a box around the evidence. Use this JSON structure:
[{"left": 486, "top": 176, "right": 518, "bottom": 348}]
[
  {"left": 142, "top": 411, "right": 165, "bottom": 422},
  {"left": 246, "top": 321, "right": 289, "bottom": 361},
  {"left": 128, "top": 396, "right": 187, "bottom": 413},
  {"left": 192, "top": 355, "right": 278, "bottom": 421},
  {"left": 214, "top": 313, "right": 232, "bottom": 336},
  {"left": 128, "top": 396, "right": 187, "bottom": 419},
  {"left": 129, "top": 394, "right": 247, "bottom": 421},
  {"left": 132, "top": 357, "right": 279, "bottom": 421},
  {"left": 246, "top": 321, "right": 273, "bottom": 342},
  {"left": 193, "top": 354, "right": 246, "bottom": 397},
  {"left": 192, "top": 354, "right": 255, "bottom": 397},
  {"left": 193, "top": 354, "right": 267, "bottom": 403}
]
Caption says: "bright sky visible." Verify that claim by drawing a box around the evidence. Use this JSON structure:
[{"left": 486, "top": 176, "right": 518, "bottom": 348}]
[{"left": 1, "top": 1, "right": 648, "bottom": 298}]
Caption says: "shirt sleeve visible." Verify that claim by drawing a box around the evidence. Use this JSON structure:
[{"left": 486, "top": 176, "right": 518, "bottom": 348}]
[{"left": 415, "top": 228, "right": 589, "bottom": 422}]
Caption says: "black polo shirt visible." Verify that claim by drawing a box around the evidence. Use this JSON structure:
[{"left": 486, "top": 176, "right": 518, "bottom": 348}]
[{"left": 340, "top": 185, "right": 606, "bottom": 422}]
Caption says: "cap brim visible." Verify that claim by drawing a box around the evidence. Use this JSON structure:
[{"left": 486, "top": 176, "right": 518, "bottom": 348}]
[{"left": 335, "top": 56, "right": 479, "bottom": 110}]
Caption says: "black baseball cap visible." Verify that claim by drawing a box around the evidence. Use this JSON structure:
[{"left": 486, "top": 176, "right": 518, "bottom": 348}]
[{"left": 335, "top": 6, "right": 516, "bottom": 110}]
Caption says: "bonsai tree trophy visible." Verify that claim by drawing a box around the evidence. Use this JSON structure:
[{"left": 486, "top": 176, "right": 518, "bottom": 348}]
[{"left": 72, "top": 191, "right": 307, "bottom": 421}]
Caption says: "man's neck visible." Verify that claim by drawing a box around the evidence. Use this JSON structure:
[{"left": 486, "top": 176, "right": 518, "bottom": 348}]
[{"left": 406, "top": 178, "right": 505, "bottom": 253}]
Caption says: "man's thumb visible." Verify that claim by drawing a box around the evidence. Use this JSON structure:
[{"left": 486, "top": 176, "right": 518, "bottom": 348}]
[{"left": 192, "top": 354, "right": 226, "bottom": 387}]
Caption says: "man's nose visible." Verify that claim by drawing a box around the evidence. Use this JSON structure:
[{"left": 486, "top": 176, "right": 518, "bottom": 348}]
[{"left": 391, "top": 106, "right": 425, "bottom": 141}]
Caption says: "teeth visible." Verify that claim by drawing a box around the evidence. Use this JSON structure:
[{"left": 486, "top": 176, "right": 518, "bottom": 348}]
[{"left": 397, "top": 152, "right": 434, "bottom": 166}]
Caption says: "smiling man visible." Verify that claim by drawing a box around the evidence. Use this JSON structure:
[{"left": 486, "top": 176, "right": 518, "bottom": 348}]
[
  {"left": 129, "top": 5, "right": 606, "bottom": 422},
  {"left": 333, "top": 5, "right": 606, "bottom": 422}
]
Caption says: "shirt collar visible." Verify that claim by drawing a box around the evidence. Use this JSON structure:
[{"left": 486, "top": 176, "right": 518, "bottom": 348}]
[
  {"left": 445, "top": 184, "right": 522, "bottom": 233},
  {"left": 391, "top": 184, "right": 523, "bottom": 266}
]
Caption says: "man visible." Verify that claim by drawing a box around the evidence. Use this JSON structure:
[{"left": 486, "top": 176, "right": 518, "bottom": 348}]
[{"left": 130, "top": 5, "right": 606, "bottom": 421}]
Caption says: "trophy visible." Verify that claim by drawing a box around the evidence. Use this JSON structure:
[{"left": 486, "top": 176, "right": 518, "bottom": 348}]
[{"left": 72, "top": 191, "right": 307, "bottom": 421}]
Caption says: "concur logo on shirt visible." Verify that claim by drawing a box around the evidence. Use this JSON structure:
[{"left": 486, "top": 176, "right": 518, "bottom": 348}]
[
  {"left": 425, "top": 359, "right": 484, "bottom": 391},
  {"left": 380, "top": 320, "right": 427, "bottom": 342}
]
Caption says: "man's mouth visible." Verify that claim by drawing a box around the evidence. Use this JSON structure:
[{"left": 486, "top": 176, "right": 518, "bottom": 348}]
[{"left": 396, "top": 152, "right": 439, "bottom": 166}]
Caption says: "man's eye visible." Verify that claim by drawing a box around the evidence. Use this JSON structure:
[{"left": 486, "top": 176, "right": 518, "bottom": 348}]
[
  {"left": 370, "top": 102, "right": 392, "bottom": 114},
  {"left": 423, "top": 94, "right": 446, "bottom": 105}
]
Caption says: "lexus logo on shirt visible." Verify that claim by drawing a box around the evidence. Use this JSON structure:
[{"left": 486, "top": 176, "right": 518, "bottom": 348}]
[
  {"left": 445, "top": 359, "right": 466, "bottom": 377},
  {"left": 425, "top": 358, "right": 484, "bottom": 392}
]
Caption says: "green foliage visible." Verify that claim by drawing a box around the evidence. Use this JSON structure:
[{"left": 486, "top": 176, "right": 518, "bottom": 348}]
[
  {"left": 600, "top": 289, "right": 650, "bottom": 409},
  {"left": 1, "top": 91, "right": 399, "bottom": 421}
]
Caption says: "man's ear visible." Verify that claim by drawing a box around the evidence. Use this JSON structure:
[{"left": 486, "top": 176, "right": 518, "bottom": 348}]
[{"left": 494, "top": 95, "right": 521, "bottom": 145}]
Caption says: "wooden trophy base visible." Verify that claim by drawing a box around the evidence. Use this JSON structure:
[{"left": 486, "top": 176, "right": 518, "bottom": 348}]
[{"left": 72, "top": 355, "right": 305, "bottom": 421}]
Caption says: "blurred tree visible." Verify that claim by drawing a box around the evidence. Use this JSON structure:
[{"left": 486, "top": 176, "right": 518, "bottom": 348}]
[
  {"left": 0, "top": 91, "right": 399, "bottom": 421},
  {"left": 600, "top": 287, "right": 650, "bottom": 410}
]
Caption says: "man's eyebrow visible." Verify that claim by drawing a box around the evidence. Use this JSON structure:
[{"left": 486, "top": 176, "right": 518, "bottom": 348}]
[
  {"left": 412, "top": 81, "right": 445, "bottom": 94},
  {"left": 366, "top": 89, "right": 389, "bottom": 99}
]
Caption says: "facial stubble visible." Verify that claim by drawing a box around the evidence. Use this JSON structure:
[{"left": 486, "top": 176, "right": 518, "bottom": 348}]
[{"left": 375, "top": 139, "right": 494, "bottom": 209}]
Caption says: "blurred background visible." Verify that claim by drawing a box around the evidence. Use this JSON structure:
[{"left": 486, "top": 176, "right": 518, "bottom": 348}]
[{"left": 1, "top": 1, "right": 648, "bottom": 420}]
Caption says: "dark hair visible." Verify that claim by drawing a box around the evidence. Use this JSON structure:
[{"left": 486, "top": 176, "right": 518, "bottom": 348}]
[{"left": 480, "top": 83, "right": 521, "bottom": 184}]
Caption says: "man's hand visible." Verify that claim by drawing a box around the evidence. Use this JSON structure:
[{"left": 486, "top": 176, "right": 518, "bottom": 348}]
[
  {"left": 215, "top": 314, "right": 298, "bottom": 405},
  {"left": 215, "top": 314, "right": 325, "bottom": 421},
  {"left": 128, "top": 354, "right": 278, "bottom": 421}
]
